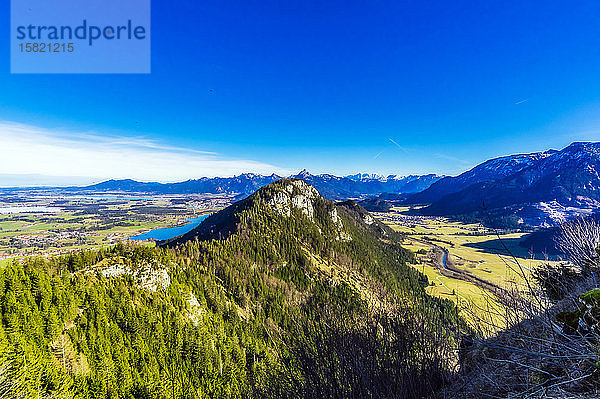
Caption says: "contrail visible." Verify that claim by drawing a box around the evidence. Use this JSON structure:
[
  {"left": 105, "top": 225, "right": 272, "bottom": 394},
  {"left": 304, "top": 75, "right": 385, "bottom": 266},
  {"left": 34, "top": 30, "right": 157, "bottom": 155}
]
[{"left": 388, "top": 138, "right": 406, "bottom": 151}]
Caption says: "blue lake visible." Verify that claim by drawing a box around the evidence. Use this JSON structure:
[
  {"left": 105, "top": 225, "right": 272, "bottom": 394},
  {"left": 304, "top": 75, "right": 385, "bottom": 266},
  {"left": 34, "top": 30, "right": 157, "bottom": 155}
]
[{"left": 130, "top": 215, "right": 209, "bottom": 241}]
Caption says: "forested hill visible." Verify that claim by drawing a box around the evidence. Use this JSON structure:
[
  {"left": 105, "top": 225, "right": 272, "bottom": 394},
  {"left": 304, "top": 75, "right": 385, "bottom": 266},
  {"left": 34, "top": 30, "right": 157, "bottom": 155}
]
[
  {"left": 0, "top": 179, "right": 462, "bottom": 398},
  {"left": 164, "top": 177, "right": 397, "bottom": 245}
]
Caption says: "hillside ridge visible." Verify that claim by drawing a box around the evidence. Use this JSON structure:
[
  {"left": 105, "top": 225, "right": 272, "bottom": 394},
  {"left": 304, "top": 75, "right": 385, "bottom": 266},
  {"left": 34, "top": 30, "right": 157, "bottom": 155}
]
[{"left": 411, "top": 142, "right": 600, "bottom": 226}]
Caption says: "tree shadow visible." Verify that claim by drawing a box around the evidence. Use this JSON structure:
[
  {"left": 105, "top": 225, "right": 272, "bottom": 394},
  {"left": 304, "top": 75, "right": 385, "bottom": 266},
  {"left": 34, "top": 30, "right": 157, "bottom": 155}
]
[{"left": 463, "top": 229, "right": 562, "bottom": 260}]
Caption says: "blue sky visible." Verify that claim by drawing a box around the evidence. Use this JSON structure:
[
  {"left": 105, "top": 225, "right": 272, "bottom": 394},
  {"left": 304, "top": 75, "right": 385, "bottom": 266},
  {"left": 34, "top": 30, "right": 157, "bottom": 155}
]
[{"left": 2, "top": 0, "right": 600, "bottom": 184}]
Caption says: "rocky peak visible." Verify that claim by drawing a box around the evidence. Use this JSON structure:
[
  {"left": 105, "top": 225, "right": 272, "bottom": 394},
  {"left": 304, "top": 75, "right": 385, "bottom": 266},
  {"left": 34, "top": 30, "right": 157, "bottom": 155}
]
[
  {"left": 296, "top": 169, "right": 312, "bottom": 179},
  {"left": 267, "top": 179, "right": 320, "bottom": 219}
]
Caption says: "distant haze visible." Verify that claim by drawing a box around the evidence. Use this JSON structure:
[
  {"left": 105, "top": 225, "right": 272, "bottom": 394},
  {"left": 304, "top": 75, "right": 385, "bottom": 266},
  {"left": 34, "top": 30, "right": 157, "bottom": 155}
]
[{"left": 0, "top": 174, "right": 99, "bottom": 187}]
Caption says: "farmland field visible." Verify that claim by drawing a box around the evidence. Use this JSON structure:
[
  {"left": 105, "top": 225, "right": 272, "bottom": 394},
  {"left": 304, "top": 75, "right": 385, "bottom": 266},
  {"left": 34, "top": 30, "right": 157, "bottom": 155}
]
[
  {"left": 374, "top": 207, "right": 562, "bottom": 327},
  {"left": 0, "top": 189, "right": 234, "bottom": 263}
]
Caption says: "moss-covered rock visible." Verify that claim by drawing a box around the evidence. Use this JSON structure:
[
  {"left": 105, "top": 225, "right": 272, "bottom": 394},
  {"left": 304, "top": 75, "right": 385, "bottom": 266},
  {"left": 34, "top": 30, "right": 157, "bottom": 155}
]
[
  {"left": 556, "top": 310, "right": 581, "bottom": 334},
  {"left": 554, "top": 288, "right": 600, "bottom": 335},
  {"left": 579, "top": 288, "right": 600, "bottom": 306}
]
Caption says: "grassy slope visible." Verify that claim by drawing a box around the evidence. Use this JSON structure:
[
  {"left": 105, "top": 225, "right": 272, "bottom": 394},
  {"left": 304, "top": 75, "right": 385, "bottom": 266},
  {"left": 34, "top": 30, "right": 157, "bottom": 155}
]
[{"left": 377, "top": 209, "right": 562, "bottom": 329}]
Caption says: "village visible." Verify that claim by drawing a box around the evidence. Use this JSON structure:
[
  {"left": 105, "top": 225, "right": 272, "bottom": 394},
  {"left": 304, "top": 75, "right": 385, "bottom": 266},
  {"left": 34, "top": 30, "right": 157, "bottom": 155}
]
[{"left": 0, "top": 189, "right": 235, "bottom": 264}]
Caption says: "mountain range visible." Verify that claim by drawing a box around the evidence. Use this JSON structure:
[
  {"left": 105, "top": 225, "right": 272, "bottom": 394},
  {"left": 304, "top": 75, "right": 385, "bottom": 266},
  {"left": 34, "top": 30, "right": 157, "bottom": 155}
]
[
  {"left": 74, "top": 170, "right": 442, "bottom": 200},
  {"left": 5, "top": 141, "right": 600, "bottom": 227},
  {"left": 409, "top": 142, "right": 600, "bottom": 226}
]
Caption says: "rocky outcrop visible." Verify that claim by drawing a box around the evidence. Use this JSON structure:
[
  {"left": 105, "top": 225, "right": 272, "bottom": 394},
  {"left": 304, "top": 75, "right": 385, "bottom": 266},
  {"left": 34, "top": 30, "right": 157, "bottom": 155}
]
[
  {"left": 91, "top": 258, "right": 170, "bottom": 292},
  {"left": 267, "top": 180, "right": 319, "bottom": 220}
]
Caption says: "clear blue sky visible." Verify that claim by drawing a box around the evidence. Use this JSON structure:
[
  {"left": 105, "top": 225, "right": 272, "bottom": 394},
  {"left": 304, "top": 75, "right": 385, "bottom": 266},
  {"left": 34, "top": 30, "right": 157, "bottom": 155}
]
[{"left": 2, "top": 0, "right": 600, "bottom": 184}]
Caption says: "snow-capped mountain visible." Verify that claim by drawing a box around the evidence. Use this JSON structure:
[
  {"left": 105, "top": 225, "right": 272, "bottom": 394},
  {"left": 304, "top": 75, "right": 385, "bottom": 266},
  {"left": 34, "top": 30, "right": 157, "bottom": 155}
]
[
  {"left": 73, "top": 170, "right": 442, "bottom": 200},
  {"left": 345, "top": 173, "right": 442, "bottom": 185},
  {"left": 415, "top": 142, "right": 600, "bottom": 226},
  {"left": 345, "top": 173, "right": 387, "bottom": 181},
  {"left": 407, "top": 149, "right": 556, "bottom": 204},
  {"left": 292, "top": 170, "right": 442, "bottom": 199}
]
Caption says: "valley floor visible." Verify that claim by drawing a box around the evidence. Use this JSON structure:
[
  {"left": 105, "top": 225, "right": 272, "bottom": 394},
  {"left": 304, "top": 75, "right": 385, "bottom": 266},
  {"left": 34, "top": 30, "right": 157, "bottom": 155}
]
[
  {"left": 0, "top": 190, "right": 233, "bottom": 266},
  {"left": 374, "top": 207, "right": 563, "bottom": 329}
]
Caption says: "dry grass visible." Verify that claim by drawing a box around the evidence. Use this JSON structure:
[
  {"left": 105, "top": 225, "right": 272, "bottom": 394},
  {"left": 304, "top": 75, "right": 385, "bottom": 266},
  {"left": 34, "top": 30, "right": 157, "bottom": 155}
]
[{"left": 442, "top": 218, "right": 600, "bottom": 398}]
